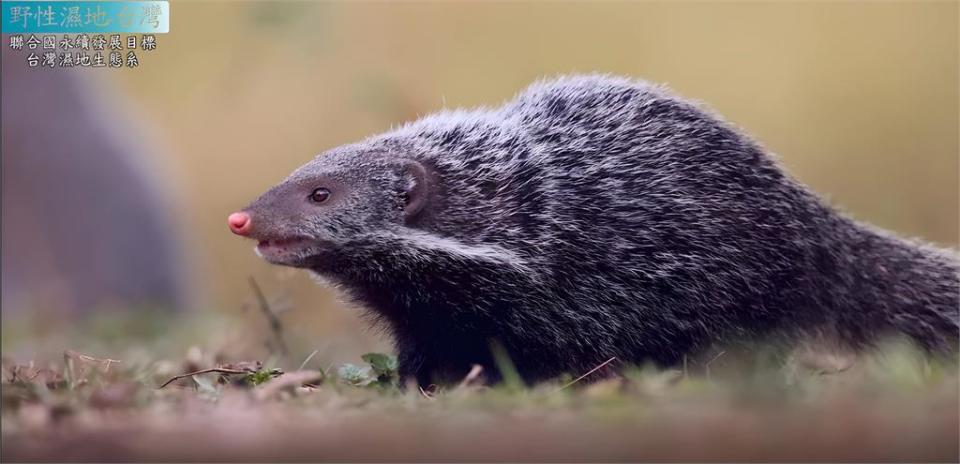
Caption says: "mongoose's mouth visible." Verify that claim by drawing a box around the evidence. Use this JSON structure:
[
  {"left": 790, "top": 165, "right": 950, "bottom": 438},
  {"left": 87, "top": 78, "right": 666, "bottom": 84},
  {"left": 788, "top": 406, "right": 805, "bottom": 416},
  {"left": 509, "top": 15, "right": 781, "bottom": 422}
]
[{"left": 255, "top": 237, "right": 316, "bottom": 266}]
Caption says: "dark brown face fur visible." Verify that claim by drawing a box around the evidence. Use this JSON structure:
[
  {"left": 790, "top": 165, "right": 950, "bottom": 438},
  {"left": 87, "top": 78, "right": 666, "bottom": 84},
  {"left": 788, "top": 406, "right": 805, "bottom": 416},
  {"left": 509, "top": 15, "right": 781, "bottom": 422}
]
[
  {"left": 230, "top": 175, "right": 349, "bottom": 267},
  {"left": 228, "top": 150, "right": 430, "bottom": 268}
]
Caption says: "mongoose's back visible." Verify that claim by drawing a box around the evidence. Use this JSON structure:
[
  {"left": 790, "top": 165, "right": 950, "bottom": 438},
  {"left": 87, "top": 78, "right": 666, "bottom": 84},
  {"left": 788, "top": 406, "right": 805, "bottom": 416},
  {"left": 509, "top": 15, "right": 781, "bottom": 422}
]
[{"left": 234, "top": 75, "right": 959, "bottom": 385}]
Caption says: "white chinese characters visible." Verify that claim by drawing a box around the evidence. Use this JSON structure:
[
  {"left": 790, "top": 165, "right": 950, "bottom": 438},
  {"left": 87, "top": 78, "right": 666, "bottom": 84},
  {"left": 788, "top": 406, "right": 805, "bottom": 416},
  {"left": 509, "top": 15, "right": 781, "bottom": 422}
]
[{"left": 7, "top": 33, "right": 158, "bottom": 69}]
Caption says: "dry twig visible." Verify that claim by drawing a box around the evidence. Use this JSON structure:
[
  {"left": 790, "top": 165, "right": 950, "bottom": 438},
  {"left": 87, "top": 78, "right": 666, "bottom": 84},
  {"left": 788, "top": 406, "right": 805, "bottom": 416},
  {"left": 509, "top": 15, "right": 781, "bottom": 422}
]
[
  {"left": 553, "top": 356, "right": 618, "bottom": 393},
  {"left": 458, "top": 364, "right": 485, "bottom": 389},
  {"left": 248, "top": 277, "right": 290, "bottom": 356},
  {"left": 158, "top": 367, "right": 257, "bottom": 389}
]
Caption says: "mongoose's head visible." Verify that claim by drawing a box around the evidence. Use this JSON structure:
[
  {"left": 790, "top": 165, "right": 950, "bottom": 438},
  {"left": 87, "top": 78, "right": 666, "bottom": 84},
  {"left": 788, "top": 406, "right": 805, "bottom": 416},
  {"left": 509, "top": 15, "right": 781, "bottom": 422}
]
[{"left": 228, "top": 144, "right": 431, "bottom": 268}]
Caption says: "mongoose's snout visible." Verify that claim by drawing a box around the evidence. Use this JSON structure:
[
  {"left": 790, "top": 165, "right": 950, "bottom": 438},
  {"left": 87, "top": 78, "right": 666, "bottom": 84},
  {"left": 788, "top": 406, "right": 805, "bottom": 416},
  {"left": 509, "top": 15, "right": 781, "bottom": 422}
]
[{"left": 227, "top": 211, "right": 252, "bottom": 236}]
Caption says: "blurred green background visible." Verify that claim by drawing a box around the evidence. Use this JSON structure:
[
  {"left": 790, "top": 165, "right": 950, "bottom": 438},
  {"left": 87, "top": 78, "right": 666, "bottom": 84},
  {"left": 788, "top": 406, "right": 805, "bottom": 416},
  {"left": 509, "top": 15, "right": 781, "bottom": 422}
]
[{"left": 3, "top": 1, "right": 958, "bottom": 360}]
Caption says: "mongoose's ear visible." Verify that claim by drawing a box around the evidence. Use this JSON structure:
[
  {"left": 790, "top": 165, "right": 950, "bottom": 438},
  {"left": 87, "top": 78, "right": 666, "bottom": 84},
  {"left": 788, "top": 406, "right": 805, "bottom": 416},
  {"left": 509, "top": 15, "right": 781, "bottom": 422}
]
[{"left": 401, "top": 159, "right": 429, "bottom": 218}]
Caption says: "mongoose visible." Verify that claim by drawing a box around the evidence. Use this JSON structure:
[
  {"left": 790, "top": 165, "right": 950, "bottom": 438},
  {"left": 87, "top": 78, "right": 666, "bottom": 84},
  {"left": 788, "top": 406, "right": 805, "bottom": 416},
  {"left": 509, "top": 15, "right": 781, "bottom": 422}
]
[{"left": 229, "top": 75, "right": 959, "bottom": 386}]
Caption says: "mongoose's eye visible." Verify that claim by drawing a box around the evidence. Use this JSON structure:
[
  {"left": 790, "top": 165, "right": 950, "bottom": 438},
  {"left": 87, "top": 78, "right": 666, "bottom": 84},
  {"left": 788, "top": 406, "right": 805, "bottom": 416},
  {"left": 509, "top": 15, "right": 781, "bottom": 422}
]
[{"left": 308, "top": 188, "right": 331, "bottom": 204}]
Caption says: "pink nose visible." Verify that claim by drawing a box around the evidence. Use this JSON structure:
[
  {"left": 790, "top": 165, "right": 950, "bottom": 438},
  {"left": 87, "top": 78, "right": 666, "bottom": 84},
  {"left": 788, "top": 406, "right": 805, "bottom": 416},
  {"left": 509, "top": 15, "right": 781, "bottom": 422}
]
[{"left": 228, "top": 212, "right": 252, "bottom": 236}]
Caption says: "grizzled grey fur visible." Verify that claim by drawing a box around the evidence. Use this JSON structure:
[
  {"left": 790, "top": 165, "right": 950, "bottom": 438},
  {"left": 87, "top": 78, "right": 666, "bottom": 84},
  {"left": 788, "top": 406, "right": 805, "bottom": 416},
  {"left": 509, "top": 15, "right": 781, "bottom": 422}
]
[{"left": 238, "top": 75, "right": 959, "bottom": 386}]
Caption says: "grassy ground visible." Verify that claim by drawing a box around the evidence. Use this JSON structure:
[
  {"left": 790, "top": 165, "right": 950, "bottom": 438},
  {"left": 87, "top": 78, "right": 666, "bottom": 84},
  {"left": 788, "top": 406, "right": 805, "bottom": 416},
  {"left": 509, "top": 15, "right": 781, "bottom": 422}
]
[{"left": 1, "top": 311, "right": 957, "bottom": 462}]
